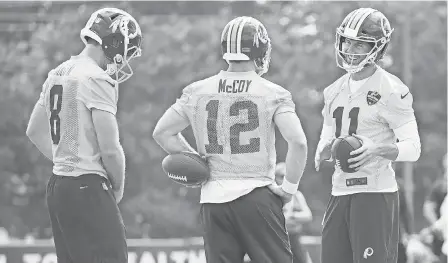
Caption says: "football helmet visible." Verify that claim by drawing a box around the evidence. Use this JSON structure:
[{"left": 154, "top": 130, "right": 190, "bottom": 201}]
[
  {"left": 80, "top": 8, "right": 142, "bottom": 83},
  {"left": 335, "top": 8, "right": 394, "bottom": 73},
  {"left": 221, "top": 16, "right": 272, "bottom": 76}
]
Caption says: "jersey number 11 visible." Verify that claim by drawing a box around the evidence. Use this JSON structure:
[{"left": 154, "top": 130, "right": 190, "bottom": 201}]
[{"left": 333, "top": 106, "right": 360, "bottom": 137}]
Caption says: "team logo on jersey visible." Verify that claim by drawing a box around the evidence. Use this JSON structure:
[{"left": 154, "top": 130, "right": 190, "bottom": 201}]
[{"left": 367, "top": 91, "right": 381, "bottom": 105}]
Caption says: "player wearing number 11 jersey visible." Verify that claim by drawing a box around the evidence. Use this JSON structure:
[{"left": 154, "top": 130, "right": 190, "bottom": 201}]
[
  {"left": 314, "top": 8, "right": 421, "bottom": 263},
  {"left": 26, "top": 8, "right": 142, "bottom": 263},
  {"left": 153, "top": 16, "right": 308, "bottom": 263}
]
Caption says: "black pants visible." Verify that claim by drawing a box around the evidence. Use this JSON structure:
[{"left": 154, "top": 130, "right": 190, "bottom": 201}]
[
  {"left": 397, "top": 240, "right": 407, "bottom": 263},
  {"left": 46, "top": 173, "right": 127, "bottom": 263},
  {"left": 200, "top": 186, "right": 293, "bottom": 263},
  {"left": 321, "top": 192, "right": 399, "bottom": 263}
]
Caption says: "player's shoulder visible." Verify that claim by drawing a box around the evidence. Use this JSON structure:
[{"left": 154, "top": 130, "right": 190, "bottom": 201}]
[
  {"left": 49, "top": 56, "right": 114, "bottom": 85},
  {"left": 378, "top": 68, "right": 410, "bottom": 99},
  {"left": 258, "top": 77, "right": 291, "bottom": 97},
  {"left": 185, "top": 75, "right": 218, "bottom": 91},
  {"left": 183, "top": 74, "right": 218, "bottom": 94},
  {"left": 323, "top": 73, "right": 349, "bottom": 100},
  {"left": 60, "top": 55, "right": 115, "bottom": 85}
]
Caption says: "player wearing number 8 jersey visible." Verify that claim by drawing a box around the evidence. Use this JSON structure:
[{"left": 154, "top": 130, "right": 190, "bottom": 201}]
[
  {"left": 153, "top": 16, "right": 308, "bottom": 263},
  {"left": 26, "top": 8, "right": 142, "bottom": 263},
  {"left": 314, "top": 8, "right": 421, "bottom": 263}
]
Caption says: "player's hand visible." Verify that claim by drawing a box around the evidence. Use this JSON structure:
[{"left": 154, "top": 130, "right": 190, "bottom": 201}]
[
  {"left": 348, "top": 134, "right": 376, "bottom": 171},
  {"left": 186, "top": 154, "right": 208, "bottom": 189},
  {"left": 113, "top": 187, "right": 124, "bottom": 204},
  {"left": 186, "top": 180, "right": 207, "bottom": 188},
  {"left": 315, "top": 139, "right": 334, "bottom": 171},
  {"left": 267, "top": 183, "right": 293, "bottom": 205}
]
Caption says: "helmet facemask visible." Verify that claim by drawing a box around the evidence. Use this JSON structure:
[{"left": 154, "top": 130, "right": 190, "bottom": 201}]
[{"left": 335, "top": 31, "right": 388, "bottom": 74}]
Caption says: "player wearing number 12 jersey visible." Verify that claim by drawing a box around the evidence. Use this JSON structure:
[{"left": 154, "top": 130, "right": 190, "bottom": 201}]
[
  {"left": 26, "top": 8, "right": 142, "bottom": 263},
  {"left": 153, "top": 16, "right": 308, "bottom": 263},
  {"left": 314, "top": 8, "right": 421, "bottom": 263}
]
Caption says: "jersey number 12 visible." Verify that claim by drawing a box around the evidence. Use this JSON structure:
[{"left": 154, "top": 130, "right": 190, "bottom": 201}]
[{"left": 205, "top": 100, "right": 260, "bottom": 155}]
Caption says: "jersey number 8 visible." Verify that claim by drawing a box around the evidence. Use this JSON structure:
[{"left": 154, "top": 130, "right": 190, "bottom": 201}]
[
  {"left": 205, "top": 100, "right": 260, "bottom": 155},
  {"left": 49, "top": 85, "right": 63, "bottom": 145}
]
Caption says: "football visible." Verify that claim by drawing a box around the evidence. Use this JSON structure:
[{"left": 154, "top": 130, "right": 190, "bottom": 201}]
[
  {"left": 331, "top": 135, "right": 363, "bottom": 173},
  {"left": 161, "top": 151, "right": 210, "bottom": 187}
]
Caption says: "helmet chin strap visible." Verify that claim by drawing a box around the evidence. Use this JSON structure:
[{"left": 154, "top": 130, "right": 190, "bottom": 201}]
[{"left": 105, "top": 63, "right": 117, "bottom": 76}]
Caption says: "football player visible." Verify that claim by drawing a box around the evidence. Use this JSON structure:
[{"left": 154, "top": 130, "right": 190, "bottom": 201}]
[
  {"left": 275, "top": 162, "right": 313, "bottom": 263},
  {"left": 153, "top": 16, "right": 308, "bottom": 262},
  {"left": 26, "top": 8, "right": 142, "bottom": 263},
  {"left": 314, "top": 8, "right": 421, "bottom": 263}
]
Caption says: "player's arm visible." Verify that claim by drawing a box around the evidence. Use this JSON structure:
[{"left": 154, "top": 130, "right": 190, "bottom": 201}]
[
  {"left": 274, "top": 93, "right": 308, "bottom": 193},
  {"left": 152, "top": 108, "right": 196, "bottom": 154},
  {"left": 92, "top": 110, "right": 125, "bottom": 193},
  {"left": 79, "top": 77, "right": 125, "bottom": 197},
  {"left": 376, "top": 89, "right": 421, "bottom": 162},
  {"left": 153, "top": 85, "right": 197, "bottom": 155},
  {"left": 315, "top": 90, "right": 335, "bottom": 171},
  {"left": 350, "top": 89, "right": 421, "bottom": 168},
  {"left": 26, "top": 90, "right": 53, "bottom": 161},
  {"left": 289, "top": 191, "right": 313, "bottom": 223}
]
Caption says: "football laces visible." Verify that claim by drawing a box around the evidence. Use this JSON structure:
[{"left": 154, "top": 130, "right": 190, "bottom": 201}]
[{"left": 167, "top": 173, "right": 188, "bottom": 182}]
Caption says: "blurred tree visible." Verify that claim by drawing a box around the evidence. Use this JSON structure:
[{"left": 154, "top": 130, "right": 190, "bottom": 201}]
[{"left": 0, "top": 1, "right": 445, "bottom": 238}]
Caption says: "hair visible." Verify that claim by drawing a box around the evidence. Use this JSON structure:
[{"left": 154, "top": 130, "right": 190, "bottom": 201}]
[
  {"left": 85, "top": 37, "right": 100, "bottom": 46},
  {"left": 227, "top": 60, "right": 248, "bottom": 64}
]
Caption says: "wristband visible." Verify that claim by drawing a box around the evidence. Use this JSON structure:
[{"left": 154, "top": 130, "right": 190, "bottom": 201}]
[{"left": 281, "top": 178, "right": 299, "bottom": 195}]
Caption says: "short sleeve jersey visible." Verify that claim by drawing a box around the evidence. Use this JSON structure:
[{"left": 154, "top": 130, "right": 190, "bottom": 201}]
[
  {"left": 322, "top": 67, "right": 416, "bottom": 195},
  {"left": 39, "top": 55, "right": 118, "bottom": 178},
  {"left": 171, "top": 70, "right": 296, "bottom": 182}
]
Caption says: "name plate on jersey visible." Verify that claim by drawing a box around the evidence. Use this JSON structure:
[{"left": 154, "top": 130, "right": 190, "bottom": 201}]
[{"left": 346, "top": 177, "right": 367, "bottom": 186}]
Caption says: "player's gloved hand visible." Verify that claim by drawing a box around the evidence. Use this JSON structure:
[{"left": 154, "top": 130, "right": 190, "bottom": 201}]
[
  {"left": 268, "top": 183, "right": 293, "bottom": 205},
  {"left": 113, "top": 187, "right": 124, "bottom": 204},
  {"left": 315, "top": 139, "right": 335, "bottom": 171},
  {"left": 348, "top": 134, "right": 376, "bottom": 171}
]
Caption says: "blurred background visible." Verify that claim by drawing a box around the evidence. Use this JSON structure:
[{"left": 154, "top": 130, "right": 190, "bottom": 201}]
[{"left": 0, "top": 1, "right": 446, "bottom": 262}]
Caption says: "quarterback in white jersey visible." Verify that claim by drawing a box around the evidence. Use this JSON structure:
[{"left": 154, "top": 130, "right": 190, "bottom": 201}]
[
  {"left": 314, "top": 8, "right": 421, "bottom": 263},
  {"left": 154, "top": 16, "right": 308, "bottom": 263},
  {"left": 26, "top": 8, "right": 142, "bottom": 263}
]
